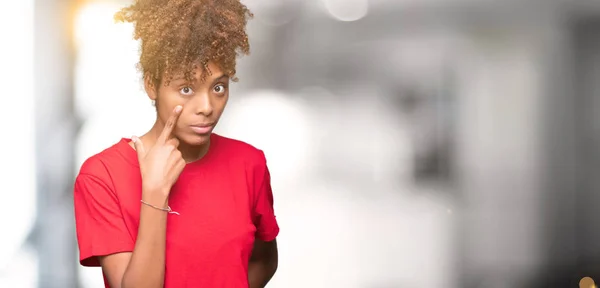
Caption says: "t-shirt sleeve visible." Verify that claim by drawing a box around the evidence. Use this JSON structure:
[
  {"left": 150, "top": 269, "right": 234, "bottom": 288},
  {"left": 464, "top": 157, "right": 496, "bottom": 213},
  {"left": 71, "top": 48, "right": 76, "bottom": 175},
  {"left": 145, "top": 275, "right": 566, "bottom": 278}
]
[
  {"left": 252, "top": 151, "right": 280, "bottom": 242},
  {"left": 74, "top": 167, "right": 134, "bottom": 267}
]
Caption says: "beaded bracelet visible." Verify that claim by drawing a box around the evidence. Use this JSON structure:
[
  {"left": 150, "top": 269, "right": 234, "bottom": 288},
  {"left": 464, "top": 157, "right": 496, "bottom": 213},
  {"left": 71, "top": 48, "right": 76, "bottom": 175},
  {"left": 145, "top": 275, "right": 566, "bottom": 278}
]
[{"left": 140, "top": 200, "right": 180, "bottom": 215}]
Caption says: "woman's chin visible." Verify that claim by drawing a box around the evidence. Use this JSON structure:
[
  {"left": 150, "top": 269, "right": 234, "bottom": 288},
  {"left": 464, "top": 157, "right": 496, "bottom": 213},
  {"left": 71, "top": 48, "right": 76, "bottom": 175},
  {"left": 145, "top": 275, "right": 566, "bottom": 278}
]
[{"left": 179, "top": 132, "right": 211, "bottom": 146}]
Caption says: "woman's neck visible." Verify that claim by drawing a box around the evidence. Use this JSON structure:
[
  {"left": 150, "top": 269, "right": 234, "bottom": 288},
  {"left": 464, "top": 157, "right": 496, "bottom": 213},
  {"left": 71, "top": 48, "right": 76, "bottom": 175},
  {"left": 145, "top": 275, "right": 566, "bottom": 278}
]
[{"left": 141, "top": 121, "right": 211, "bottom": 163}]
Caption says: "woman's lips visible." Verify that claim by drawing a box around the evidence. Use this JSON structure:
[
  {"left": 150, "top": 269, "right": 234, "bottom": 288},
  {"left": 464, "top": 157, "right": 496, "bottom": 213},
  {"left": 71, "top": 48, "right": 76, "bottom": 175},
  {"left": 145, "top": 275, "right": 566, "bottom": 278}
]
[{"left": 190, "top": 124, "right": 213, "bottom": 134}]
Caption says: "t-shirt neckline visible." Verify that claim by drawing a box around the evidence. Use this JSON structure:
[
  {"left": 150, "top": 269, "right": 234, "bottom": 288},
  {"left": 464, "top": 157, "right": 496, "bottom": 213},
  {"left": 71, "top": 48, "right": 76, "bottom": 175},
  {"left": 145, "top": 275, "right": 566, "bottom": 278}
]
[{"left": 116, "top": 133, "right": 218, "bottom": 169}]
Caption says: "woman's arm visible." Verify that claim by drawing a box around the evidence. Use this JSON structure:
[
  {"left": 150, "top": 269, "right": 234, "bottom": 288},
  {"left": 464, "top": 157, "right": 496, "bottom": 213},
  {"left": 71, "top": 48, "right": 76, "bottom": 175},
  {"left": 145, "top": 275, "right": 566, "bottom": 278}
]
[
  {"left": 99, "top": 193, "right": 169, "bottom": 288},
  {"left": 100, "top": 107, "right": 185, "bottom": 288},
  {"left": 248, "top": 239, "right": 278, "bottom": 288}
]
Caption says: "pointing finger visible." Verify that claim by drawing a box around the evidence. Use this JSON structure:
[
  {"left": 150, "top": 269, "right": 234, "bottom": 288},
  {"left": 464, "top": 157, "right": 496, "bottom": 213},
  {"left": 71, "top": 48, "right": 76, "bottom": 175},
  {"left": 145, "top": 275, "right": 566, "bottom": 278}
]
[{"left": 158, "top": 105, "right": 183, "bottom": 143}]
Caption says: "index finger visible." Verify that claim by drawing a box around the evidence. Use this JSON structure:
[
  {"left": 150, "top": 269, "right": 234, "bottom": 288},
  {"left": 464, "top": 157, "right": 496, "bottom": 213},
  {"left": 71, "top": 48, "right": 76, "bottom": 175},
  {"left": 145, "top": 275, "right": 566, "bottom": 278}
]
[{"left": 158, "top": 105, "right": 183, "bottom": 143}]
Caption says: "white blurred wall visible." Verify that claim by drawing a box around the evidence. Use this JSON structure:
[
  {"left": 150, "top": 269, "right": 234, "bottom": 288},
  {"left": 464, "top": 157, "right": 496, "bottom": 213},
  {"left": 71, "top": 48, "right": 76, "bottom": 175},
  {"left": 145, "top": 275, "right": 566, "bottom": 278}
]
[{"left": 0, "top": 0, "right": 38, "bottom": 286}]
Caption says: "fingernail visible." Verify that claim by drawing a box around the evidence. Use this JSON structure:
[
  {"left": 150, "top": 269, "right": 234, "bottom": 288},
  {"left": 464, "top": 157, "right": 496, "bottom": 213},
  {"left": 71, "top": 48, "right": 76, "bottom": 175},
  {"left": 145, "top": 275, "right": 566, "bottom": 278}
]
[
  {"left": 175, "top": 105, "right": 182, "bottom": 113},
  {"left": 131, "top": 136, "right": 138, "bottom": 143}
]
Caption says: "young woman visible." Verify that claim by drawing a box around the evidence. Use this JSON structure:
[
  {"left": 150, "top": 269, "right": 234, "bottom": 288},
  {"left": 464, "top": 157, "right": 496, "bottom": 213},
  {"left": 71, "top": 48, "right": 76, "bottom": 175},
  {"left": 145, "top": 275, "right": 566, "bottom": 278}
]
[{"left": 73, "top": 1, "right": 279, "bottom": 287}]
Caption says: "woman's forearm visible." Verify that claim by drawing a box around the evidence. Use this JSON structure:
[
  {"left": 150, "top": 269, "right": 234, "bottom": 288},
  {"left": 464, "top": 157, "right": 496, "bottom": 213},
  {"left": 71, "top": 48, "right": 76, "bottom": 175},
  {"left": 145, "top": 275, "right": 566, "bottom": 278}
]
[
  {"left": 248, "top": 256, "right": 278, "bottom": 288},
  {"left": 248, "top": 238, "right": 278, "bottom": 288},
  {"left": 122, "top": 194, "right": 169, "bottom": 288}
]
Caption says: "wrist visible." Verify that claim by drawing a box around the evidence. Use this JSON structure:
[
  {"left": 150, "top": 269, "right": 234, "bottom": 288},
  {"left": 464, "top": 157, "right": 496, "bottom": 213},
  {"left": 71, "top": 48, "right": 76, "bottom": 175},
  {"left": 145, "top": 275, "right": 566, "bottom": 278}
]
[{"left": 141, "top": 187, "right": 169, "bottom": 206}]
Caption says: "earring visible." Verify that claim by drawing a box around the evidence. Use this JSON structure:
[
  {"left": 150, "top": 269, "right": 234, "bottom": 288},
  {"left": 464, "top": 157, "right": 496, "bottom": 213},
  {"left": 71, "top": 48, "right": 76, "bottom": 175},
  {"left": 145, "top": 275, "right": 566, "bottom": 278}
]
[{"left": 151, "top": 100, "right": 156, "bottom": 106}]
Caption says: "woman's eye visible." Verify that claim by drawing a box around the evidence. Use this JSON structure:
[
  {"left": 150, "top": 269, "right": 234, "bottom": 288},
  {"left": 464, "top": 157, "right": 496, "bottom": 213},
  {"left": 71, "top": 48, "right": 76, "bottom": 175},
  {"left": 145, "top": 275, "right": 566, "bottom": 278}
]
[
  {"left": 180, "top": 87, "right": 194, "bottom": 95},
  {"left": 213, "top": 84, "right": 226, "bottom": 94}
]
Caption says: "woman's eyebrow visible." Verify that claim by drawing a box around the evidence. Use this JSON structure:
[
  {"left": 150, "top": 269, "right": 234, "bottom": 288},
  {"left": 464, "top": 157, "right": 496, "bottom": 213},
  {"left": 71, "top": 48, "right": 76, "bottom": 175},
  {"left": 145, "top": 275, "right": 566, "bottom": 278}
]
[{"left": 211, "top": 74, "right": 229, "bottom": 83}]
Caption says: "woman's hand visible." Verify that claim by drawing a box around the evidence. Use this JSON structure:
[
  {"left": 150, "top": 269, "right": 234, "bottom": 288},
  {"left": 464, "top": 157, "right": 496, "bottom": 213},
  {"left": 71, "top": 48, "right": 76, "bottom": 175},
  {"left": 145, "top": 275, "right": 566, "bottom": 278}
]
[{"left": 132, "top": 105, "right": 186, "bottom": 201}]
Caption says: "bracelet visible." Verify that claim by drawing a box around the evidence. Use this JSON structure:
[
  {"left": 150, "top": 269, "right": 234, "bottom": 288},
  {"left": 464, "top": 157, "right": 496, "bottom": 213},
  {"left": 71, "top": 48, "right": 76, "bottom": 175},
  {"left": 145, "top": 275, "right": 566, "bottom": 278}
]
[{"left": 140, "top": 200, "right": 180, "bottom": 215}]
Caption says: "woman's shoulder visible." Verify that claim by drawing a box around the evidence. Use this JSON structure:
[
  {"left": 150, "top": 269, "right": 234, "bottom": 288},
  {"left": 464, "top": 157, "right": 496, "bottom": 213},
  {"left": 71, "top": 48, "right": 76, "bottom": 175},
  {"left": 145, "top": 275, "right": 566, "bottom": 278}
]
[
  {"left": 212, "top": 133, "right": 266, "bottom": 164},
  {"left": 77, "top": 138, "right": 135, "bottom": 179}
]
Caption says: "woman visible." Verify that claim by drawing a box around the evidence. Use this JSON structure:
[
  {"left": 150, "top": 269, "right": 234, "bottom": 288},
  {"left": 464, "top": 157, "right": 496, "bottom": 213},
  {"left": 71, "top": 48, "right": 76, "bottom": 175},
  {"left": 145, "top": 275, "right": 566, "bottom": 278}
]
[{"left": 73, "top": 1, "right": 279, "bottom": 287}]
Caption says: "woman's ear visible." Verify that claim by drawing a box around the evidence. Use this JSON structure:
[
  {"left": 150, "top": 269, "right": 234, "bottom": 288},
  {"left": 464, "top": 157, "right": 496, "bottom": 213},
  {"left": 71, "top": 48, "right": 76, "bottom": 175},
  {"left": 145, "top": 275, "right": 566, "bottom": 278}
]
[{"left": 144, "top": 74, "right": 158, "bottom": 101}]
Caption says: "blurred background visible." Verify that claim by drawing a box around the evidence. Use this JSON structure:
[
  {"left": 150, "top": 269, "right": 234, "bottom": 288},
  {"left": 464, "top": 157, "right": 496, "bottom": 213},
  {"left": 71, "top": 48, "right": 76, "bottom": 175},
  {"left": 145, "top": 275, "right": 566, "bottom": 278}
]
[{"left": 3, "top": 0, "right": 600, "bottom": 287}]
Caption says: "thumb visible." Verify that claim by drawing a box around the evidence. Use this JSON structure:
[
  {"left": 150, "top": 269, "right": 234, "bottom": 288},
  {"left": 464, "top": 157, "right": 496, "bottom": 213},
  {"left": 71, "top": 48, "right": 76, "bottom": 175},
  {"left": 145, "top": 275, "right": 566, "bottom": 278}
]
[{"left": 131, "top": 136, "right": 146, "bottom": 160}]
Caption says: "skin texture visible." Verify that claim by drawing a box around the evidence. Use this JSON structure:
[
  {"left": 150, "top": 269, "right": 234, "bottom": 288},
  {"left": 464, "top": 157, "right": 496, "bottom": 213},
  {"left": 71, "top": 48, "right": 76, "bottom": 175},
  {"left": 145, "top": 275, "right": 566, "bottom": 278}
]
[{"left": 140, "top": 61, "right": 229, "bottom": 163}]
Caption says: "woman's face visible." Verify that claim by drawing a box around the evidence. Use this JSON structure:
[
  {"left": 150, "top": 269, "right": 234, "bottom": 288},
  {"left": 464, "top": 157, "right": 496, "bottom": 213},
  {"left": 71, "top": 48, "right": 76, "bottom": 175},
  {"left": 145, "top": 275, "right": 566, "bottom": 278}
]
[{"left": 148, "top": 61, "right": 229, "bottom": 146}]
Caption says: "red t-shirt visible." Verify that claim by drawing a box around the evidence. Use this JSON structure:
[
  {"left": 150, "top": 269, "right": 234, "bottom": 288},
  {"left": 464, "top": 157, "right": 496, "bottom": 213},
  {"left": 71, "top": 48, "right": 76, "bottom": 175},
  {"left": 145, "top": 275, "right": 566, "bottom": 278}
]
[{"left": 73, "top": 133, "right": 279, "bottom": 288}]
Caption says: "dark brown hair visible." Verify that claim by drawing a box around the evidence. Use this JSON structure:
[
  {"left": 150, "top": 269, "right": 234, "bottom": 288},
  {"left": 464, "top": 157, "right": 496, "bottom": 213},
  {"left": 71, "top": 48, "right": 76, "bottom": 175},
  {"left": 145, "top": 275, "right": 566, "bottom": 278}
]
[{"left": 114, "top": 0, "right": 253, "bottom": 85}]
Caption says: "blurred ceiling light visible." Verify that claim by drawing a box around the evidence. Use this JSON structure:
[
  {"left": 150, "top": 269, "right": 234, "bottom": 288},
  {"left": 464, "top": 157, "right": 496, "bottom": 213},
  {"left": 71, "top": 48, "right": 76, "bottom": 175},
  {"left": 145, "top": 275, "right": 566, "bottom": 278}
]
[
  {"left": 322, "top": 0, "right": 369, "bottom": 22},
  {"left": 74, "top": 2, "right": 120, "bottom": 48}
]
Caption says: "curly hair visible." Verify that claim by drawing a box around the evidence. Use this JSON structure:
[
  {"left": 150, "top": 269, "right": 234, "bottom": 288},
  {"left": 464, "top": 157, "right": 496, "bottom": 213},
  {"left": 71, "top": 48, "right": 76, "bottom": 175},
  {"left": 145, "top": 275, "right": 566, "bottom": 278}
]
[{"left": 114, "top": 0, "right": 253, "bottom": 86}]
